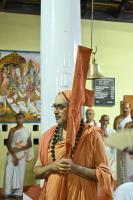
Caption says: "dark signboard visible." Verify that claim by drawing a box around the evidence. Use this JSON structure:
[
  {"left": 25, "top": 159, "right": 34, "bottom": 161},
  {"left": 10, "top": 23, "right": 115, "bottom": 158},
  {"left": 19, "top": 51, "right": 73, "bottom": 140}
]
[{"left": 93, "top": 78, "right": 115, "bottom": 106}]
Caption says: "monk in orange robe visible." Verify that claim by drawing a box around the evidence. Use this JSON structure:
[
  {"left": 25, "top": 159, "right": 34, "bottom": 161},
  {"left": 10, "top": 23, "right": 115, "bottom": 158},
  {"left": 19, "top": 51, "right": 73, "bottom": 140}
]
[
  {"left": 34, "top": 90, "right": 113, "bottom": 200},
  {"left": 33, "top": 46, "right": 113, "bottom": 200}
]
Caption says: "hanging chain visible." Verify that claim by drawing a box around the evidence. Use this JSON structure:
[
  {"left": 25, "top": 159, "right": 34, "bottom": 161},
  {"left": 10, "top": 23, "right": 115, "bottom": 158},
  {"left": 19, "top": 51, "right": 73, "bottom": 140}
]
[{"left": 91, "top": 0, "right": 94, "bottom": 49}]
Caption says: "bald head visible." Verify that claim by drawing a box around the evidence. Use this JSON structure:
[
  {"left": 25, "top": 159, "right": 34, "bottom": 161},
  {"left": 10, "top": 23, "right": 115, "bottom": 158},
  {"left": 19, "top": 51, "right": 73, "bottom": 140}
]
[
  {"left": 100, "top": 114, "right": 109, "bottom": 128},
  {"left": 122, "top": 102, "right": 131, "bottom": 116},
  {"left": 86, "top": 108, "right": 95, "bottom": 123}
]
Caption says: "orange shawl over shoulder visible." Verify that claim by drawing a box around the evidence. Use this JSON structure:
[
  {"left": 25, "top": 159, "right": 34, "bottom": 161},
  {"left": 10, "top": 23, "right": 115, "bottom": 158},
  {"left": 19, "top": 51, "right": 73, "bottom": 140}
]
[{"left": 39, "top": 125, "right": 113, "bottom": 200}]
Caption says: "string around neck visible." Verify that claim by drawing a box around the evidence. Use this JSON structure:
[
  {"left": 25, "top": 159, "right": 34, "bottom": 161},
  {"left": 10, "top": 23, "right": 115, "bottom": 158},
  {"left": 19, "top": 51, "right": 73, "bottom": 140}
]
[{"left": 50, "top": 120, "right": 85, "bottom": 161}]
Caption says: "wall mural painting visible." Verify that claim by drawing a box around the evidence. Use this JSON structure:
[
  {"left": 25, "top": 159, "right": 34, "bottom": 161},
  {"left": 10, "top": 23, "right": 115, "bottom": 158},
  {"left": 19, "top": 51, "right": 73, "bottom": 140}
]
[{"left": 0, "top": 51, "right": 40, "bottom": 122}]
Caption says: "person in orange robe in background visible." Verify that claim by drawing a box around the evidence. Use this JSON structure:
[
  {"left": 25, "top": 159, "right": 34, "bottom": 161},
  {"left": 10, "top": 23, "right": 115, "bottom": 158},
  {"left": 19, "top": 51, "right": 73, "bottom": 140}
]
[{"left": 33, "top": 90, "right": 113, "bottom": 200}]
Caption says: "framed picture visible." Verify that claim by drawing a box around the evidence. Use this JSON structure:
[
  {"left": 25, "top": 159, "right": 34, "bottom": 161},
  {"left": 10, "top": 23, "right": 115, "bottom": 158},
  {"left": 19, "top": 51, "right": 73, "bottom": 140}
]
[{"left": 0, "top": 50, "right": 40, "bottom": 122}]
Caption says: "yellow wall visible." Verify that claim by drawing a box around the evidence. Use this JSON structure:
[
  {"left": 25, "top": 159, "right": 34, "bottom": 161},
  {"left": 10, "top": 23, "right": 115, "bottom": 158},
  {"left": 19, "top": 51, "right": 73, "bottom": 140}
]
[
  {"left": 1, "top": 13, "right": 133, "bottom": 126},
  {"left": 81, "top": 19, "right": 133, "bottom": 126},
  {"left": 0, "top": 12, "right": 133, "bottom": 188},
  {"left": 1, "top": 12, "right": 133, "bottom": 127},
  {"left": 0, "top": 12, "right": 40, "bottom": 51},
  {"left": 0, "top": 12, "right": 40, "bottom": 188}
]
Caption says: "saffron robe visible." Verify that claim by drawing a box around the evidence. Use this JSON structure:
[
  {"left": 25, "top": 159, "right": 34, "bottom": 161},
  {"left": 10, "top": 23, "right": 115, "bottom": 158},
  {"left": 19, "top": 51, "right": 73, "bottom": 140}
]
[{"left": 38, "top": 125, "right": 113, "bottom": 200}]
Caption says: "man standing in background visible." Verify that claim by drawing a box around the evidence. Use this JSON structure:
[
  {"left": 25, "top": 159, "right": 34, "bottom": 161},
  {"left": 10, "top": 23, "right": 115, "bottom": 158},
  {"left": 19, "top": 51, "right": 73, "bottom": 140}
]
[
  {"left": 4, "top": 112, "right": 33, "bottom": 199},
  {"left": 113, "top": 102, "right": 132, "bottom": 130},
  {"left": 100, "top": 114, "right": 117, "bottom": 181},
  {"left": 113, "top": 102, "right": 132, "bottom": 185}
]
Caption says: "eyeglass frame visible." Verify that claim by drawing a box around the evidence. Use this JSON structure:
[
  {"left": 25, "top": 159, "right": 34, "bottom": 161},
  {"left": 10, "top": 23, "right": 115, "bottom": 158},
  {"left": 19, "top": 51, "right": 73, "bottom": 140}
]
[{"left": 51, "top": 103, "right": 69, "bottom": 112}]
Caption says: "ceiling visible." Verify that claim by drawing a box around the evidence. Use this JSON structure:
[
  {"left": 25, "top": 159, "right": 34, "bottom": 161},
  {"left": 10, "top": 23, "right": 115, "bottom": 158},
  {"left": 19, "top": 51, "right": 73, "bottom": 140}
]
[
  {"left": 0, "top": 0, "right": 40, "bottom": 15},
  {"left": 0, "top": 0, "right": 133, "bottom": 23},
  {"left": 81, "top": 0, "right": 133, "bottom": 23}
]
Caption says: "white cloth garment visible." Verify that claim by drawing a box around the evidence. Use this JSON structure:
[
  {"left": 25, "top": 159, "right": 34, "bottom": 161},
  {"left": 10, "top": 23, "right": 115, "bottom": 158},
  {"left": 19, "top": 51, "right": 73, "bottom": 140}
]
[
  {"left": 105, "top": 128, "right": 117, "bottom": 180},
  {"left": 118, "top": 114, "right": 132, "bottom": 129},
  {"left": 23, "top": 193, "right": 32, "bottom": 200},
  {"left": 97, "top": 124, "right": 117, "bottom": 179},
  {"left": 11, "top": 127, "right": 34, "bottom": 161},
  {"left": 113, "top": 182, "right": 133, "bottom": 200},
  {"left": 117, "top": 115, "right": 133, "bottom": 184},
  {"left": 4, "top": 155, "right": 26, "bottom": 196},
  {"left": 4, "top": 127, "right": 33, "bottom": 196},
  {"left": 12, "top": 165, "right": 20, "bottom": 190},
  {"left": 88, "top": 120, "right": 96, "bottom": 127}
]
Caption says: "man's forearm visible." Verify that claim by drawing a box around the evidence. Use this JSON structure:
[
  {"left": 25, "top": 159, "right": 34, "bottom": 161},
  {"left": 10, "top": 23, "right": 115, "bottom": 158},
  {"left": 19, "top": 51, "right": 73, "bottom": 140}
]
[
  {"left": 34, "top": 164, "right": 53, "bottom": 180},
  {"left": 13, "top": 143, "right": 32, "bottom": 152},
  {"left": 72, "top": 163, "right": 97, "bottom": 181},
  {"left": 7, "top": 144, "right": 14, "bottom": 155},
  {"left": 19, "top": 143, "right": 32, "bottom": 151}
]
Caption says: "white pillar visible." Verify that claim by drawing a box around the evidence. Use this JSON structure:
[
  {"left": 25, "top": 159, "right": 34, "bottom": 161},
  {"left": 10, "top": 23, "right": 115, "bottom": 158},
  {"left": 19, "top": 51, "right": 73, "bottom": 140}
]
[{"left": 41, "top": 0, "right": 81, "bottom": 132}]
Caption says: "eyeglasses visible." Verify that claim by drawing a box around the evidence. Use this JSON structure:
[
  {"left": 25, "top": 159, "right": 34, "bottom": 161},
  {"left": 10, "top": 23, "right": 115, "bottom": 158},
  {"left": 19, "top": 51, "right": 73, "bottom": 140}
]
[{"left": 51, "top": 104, "right": 69, "bottom": 112}]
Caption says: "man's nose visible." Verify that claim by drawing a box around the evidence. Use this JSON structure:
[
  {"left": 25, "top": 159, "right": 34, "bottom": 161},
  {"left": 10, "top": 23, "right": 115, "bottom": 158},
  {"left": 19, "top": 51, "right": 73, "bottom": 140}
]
[{"left": 54, "top": 109, "right": 59, "bottom": 114}]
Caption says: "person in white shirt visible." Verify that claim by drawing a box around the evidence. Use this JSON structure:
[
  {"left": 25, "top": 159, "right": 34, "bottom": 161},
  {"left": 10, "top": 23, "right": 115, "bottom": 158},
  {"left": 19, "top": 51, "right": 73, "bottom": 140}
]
[
  {"left": 4, "top": 112, "right": 33, "bottom": 198},
  {"left": 113, "top": 102, "right": 132, "bottom": 185},
  {"left": 113, "top": 102, "right": 132, "bottom": 130},
  {"left": 99, "top": 114, "right": 117, "bottom": 180}
]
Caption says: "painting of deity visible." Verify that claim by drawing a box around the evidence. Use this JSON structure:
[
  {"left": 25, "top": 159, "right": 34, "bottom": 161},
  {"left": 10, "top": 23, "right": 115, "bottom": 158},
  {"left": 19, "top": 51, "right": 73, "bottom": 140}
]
[{"left": 0, "top": 51, "right": 40, "bottom": 122}]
